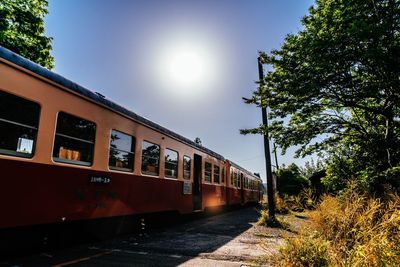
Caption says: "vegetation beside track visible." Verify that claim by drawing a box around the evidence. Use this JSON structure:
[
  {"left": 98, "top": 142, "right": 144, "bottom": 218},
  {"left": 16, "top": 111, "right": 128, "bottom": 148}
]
[{"left": 255, "top": 186, "right": 400, "bottom": 266}]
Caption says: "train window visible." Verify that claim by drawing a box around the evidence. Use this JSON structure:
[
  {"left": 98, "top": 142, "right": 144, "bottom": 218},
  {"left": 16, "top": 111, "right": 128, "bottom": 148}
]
[
  {"left": 230, "top": 168, "right": 234, "bottom": 185},
  {"left": 183, "top": 155, "right": 191, "bottom": 179},
  {"left": 0, "top": 91, "right": 40, "bottom": 158},
  {"left": 53, "top": 112, "right": 96, "bottom": 166},
  {"left": 109, "top": 130, "right": 135, "bottom": 172},
  {"left": 213, "top": 165, "right": 220, "bottom": 184},
  {"left": 221, "top": 168, "right": 225, "bottom": 184},
  {"left": 204, "top": 162, "right": 212, "bottom": 183},
  {"left": 141, "top": 140, "right": 160, "bottom": 176},
  {"left": 234, "top": 172, "right": 239, "bottom": 188},
  {"left": 165, "top": 148, "right": 178, "bottom": 178}
]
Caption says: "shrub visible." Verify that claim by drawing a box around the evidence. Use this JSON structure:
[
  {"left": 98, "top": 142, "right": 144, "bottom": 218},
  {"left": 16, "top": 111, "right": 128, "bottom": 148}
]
[
  {"left": 278, "top": 233, "right": 330, "bottom": 267},
  {"left": 281, "top": 188, "right": 317, "bottom": 212},
  {"left": 276, "top": 188, "right": 400, "bottom": 266},
  {"left": 276, "top": 164, "right": 310, "bottom": 196}
]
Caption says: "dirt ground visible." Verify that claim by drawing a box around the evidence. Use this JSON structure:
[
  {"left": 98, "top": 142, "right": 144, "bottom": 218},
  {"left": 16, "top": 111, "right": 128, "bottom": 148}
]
[{"left": 1, "top": 207, "right": 310, "bottom": 267}]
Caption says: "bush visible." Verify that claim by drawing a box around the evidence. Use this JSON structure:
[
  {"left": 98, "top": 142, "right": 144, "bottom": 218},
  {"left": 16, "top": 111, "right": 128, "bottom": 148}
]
[
  {"left": 276, "top": 164, "right": 310, "bottom": 196},
  {"left": 276, "top": 188, "right": 400, "bottom": 266},
  {"left": 278, "top": 233, "right": 330, "bottom": 267},
  {"left": 284, "top": 188, "right": 316, "bottom": 212}
]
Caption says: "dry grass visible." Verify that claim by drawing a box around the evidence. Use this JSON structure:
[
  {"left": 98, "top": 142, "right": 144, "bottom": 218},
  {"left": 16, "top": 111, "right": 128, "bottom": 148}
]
[
  {"left": 262, "top": 188, "right": 317, "bottom": 215},
  {"left": 278, "top": 232, "right": 329, "bottom": 267},
  {"left": 274, "top": 190, "right": 400, "bottom": 266}
]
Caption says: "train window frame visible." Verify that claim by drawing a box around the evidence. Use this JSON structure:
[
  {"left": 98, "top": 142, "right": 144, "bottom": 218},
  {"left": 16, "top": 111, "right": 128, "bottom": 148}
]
[
  {"left": 52, "top": 112, "right": 96, "bottom": 166},
  {"left": 183, "top": 155, "right": 191, "bottom": 180},
  {"left": 213, "top": 165, "right": 220, "bottom": 184},
  {"left": 164, "top": 148, "right": 178, "bottom": 179},
  {"left": 204, "top": 161, "right": 212, "bottom": 183},
  {"left": 108, "top": 129, "right": 135, "bottom": 172},
  {"left": 0, "top": 90, "right": 41, "bottom": 158},
  {"left": 141, "top": 140, "right": 160, "bottom": 176}
]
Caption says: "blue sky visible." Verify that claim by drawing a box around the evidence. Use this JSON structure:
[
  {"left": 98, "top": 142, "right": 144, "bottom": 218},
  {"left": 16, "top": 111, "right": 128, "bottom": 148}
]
[{"left": 45, "top": 0, "right": 315, "bottom": 182}]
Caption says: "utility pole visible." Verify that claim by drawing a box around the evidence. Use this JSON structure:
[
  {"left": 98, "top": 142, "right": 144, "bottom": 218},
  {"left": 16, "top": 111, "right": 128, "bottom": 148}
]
[
  {"left": 273, "top": 143, "right": 279, "bottom": 170},
  {"left": 258, "top": 56, "right": 275, "bottom": 219}
]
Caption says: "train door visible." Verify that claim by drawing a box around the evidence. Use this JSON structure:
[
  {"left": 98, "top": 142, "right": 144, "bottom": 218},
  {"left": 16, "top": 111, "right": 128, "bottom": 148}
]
[
  {"left": 240, "top": 173, "right": 245, "bottom": 205},
  {"left": 193, "top": 154, "right": 202, "bottom": 211}
]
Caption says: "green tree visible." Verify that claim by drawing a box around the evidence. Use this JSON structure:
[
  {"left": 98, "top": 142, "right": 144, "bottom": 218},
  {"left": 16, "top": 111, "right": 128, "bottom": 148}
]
[
  {"left": 276, "top": 164, "right": 310, "bottom": 196},
  {"left": 299, "top": 158, "right": 324, "bottom": 178},
  {"left": 243, "top": 0, "right": 400, "bottom": 191},
  {"left": 0, "top": 0, "right": 54, "bottom": 69}
]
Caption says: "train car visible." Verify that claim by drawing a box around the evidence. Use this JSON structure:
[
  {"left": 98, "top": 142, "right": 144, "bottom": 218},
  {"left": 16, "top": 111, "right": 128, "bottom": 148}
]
[
  {"left": 0, "top": 46, "right": 262, "bottom": 231},
  {"left": 226, "top": 160, "right": 262, "bottom": 206}
]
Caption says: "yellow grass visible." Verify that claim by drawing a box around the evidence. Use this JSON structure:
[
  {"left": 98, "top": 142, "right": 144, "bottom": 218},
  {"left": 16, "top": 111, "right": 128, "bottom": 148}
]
[{"left": 275, "top": 190, "right": 400, "bottom": 266}]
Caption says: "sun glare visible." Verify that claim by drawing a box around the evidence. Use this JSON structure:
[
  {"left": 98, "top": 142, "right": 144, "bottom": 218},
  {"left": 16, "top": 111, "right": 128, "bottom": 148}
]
[
  {"left": 154, "top": 39, "right": 219, "bottom": 99},
  {"left": 164, "top": 47, "right": 207, "bottom": 87}
]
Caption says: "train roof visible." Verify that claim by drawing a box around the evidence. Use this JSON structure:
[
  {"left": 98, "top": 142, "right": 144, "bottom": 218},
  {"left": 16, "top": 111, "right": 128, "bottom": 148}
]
[{"left": 0, "top": 46, "right": 225, "bottom": 160}]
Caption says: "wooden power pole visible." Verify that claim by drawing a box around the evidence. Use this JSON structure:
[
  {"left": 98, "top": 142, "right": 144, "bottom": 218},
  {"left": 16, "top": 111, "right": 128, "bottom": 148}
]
[{"left": 258, "top": 56, "right": 276, "bottom": 219}]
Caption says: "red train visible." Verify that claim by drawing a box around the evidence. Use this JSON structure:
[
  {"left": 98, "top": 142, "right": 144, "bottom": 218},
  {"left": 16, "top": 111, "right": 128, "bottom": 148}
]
[{"left": 0, "top": 46, "right": 262, "bottom": 230}]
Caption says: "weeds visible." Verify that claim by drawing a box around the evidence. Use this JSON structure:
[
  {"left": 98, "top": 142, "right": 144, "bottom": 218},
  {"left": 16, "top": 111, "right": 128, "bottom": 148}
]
[
  {"left": 257, "top": 210, "right": 291, "bottom": 230},
  {"left": 274, "top": 188, "right": 400, "bottom": 266},
  {"left": 278, "top": 233, "right": 330, "bottom": 267},
  {"left": 262, "top": 188, "right": 316, "bottom": 215}
]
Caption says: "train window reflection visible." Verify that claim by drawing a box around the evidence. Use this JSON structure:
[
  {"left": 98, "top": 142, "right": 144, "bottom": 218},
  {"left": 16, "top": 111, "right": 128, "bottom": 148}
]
[
  {"left": 204, "top": 162, "right": 212, "bottom": 183},
  {"left": 141, "top": 140, "right": 160, "bottom": 176},
  {"left": 165, "top": 148, "right": 178, "bottom": 178},
  {"left": 183, "top": 156, "right": 191, "bottom": 179},
  {"left": 109, "top": 130, "right": 135, "bottom": 172},
  {"left": 53, "top": 112, "right": 96, "bottom": 166},
  {"left": 213, "top": 165, "right": 220, "bottom": 184},
  {"left": 0, "top": 91, "right": 40, "bottom": 158}
]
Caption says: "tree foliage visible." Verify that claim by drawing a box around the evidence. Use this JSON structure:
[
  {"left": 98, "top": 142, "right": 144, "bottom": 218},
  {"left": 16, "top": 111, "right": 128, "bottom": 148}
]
[
  {"left": 299, "top": 158, "right": 325, "bottom": 178},
  {"left": 0, "top": 0, "right": 54, "bottom": 69},
  {"left": 276, "top": 164, "right": 310, "bottom": 196},
  {"left": 243, "top": 0, "right": 400, "bottom": 191}
]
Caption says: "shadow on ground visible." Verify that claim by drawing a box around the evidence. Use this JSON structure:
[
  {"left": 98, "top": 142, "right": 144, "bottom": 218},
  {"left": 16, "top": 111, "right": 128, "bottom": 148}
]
[{"left": 1, "top": 206, "right": 262, "bottom": 266}]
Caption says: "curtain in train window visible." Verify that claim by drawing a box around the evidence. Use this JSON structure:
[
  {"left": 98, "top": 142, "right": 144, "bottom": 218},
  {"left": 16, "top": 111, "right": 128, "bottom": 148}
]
[
  {"left": 141, "top": 140, "right": 160, "bottom": 176},
  {"left": 165, "top": 148, "right": 178, "bottom": 178},
  {"left": 53, "top": 112, "right": 96, "bottom": 165},
  {"left": 0, "top": 90, "right": 40, "bottom": 158},
  {"left": 213, "top": 165, "right": 220, "bottom": 184},
  {"left": 109, "top": 129, "right": 135, "bottom": 172}
]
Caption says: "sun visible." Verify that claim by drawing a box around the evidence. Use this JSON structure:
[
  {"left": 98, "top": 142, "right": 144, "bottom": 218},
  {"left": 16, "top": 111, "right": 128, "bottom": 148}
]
[
  {"left": 164, "top": 46, "right": 207, "bottom": 88},
  {"left": 154, "top": 40, "right": 218, "bottom": 98}
]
